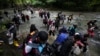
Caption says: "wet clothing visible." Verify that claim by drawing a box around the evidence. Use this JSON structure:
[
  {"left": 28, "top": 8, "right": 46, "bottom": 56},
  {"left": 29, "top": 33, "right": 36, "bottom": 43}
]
[
  {"left": 39, "top": 10, "right": 44, "bottom": 18},
  {"left": 21, "top": 14, "right": 26, "bottom": 22},
  {"left": 55, "top": 19, "right": 60, "bottom": 30},
  {"left": 55, "top": 33, "right": 69, "bottom": 44},
  {"left": 68, "top": 26, "right": 76, "bottom": 36},
  {"left": 12, "top": 16, "right": 20, "bottom": 30},
  {"left": 43, "top": 19, "right": 48, "bottom": 25},
  {"left": 12, "top": 16, "right": 20, "bottom": 24},
  {"left": 26, "top": 15, "right": 30, "bottom": 21},
  {"left": 88, "top": 28, "right": 94, "bottom": 37},
  {"left": 6, "top": 23, "right": 18, "bottom": 44},
  {"left": 47, "top": 12, "right": 50, "bottom": 19}
]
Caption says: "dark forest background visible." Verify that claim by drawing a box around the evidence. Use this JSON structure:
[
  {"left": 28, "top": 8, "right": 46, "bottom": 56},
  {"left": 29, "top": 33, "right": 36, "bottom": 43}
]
[{"left": 0, "top": 0, "right": 100, "bottom": 11}]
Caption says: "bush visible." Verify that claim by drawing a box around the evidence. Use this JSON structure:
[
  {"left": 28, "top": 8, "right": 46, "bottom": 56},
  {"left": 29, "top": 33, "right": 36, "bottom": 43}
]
[{"left": 0, "top": 19, "right": 11, "bottom": 32}]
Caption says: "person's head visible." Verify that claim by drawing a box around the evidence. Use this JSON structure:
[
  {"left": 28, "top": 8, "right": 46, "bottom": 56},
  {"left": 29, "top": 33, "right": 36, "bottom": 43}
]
[
  {"left": 30, "top": 24, "right": 37, "bottom": 33},
  {"left": 73, "top": 24, "right": 77, "bottom": 29},
  {"left": 74, "top": 34, "right": 81, "bottom": 41},
  {"left": 37, "top": 31, "right": 48, "bottom": 44},
  {"left": 93, "top": 20, "right": 97, "bottom": 23},
  {"left": 75, "top": 33, "right": 80, "bottom": 35}
]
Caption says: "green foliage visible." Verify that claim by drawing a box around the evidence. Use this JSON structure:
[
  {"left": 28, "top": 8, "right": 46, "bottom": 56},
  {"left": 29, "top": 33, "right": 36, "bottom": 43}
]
[
  {"left": 0, "top": 19, "right": 11, "bottom": 32},
  {"left": 0, "top": 0, "right": 100, "bottom": 11}
]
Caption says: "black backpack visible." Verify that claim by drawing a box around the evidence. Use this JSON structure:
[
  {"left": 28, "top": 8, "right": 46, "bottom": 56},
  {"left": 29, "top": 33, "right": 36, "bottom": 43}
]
[
  {"left": 59, "top": 38, "right": 74, "bottom": 56},
  {"left": 40, "top": 43, "right": 55, "bottom": 56},
  {"left": 52, "top": 37, "right": 74, "bottom": 56}
]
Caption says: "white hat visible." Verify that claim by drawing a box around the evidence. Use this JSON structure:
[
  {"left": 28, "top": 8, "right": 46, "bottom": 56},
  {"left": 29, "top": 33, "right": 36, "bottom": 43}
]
[{"left": 75, "top": 33, "right": 80, "bottom": 35}]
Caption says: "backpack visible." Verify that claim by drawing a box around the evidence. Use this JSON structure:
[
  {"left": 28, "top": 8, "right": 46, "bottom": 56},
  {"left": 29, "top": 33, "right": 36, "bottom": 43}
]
[
  {"left": 22, "top": 31, "right": 55, "bottom": 56},
  {"left": 55, "top": 33, "right": 69, "bottom": 44},
  {"left": 52, "top": 33, "right": 69, "bottom": 53},
  {"left": 23, "top": 31, "right": 38, "bottom": 45},
  {"left": 40, "top": 43, "right": 55, "bottom": 56},
  {"left": 53, "top": 38, "right": 74, "bottom": 56},
  {"left": 73, "top": 45, "right": 81, "bottom": 55},
  {"left": 60, "top": 39, "right": 74, "bottom": 56}
]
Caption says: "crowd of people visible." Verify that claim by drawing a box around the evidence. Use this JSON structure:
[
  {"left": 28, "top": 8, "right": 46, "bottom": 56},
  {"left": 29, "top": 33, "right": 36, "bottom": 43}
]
[
  {"left": 0, "top": 7, "right": 99, "bottom": 56},
  {"left": 5, "top": 7, "right": 33, "bottom": 46}
]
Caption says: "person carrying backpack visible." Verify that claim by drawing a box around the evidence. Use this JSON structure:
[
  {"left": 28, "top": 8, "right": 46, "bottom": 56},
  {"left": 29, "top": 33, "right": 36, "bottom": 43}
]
[
  {"left": 43, "top": 18, "right": 48, "bottom": 26},
  {"left": 12, "top": 15, "right": 20, "bottom": 30},
  {"left": 23, "top": 31, "right": 54, "bottom": 56},
  {"left": 49, "top": 24, "right": 55, "bottom": 36},
  {"left": 81, "top": 34, "right": 89, "bottom": 56},
  {"left": 26, "top": 15, "right": 30, "bottom": 21},
  {"left": 68, "top": 24, "right": 77, "bottom": 36},
  {"left": 21, "top": 14, "right": 26, "bottom": 22},
  {"left": 59, "top": 37, "right": 74, "bottom": 56},
  {"left": 47, "top": 19, "right": 53, "bottom": 30},
  {"left": 56, "top": 28, "right": 69, "bottom": 44},
  {"left": 67, "top": 14, "right": 73, "bottom": 23},
  {"left": 87, "top": 27, "right": 95, "bottom": 37},
  {"left": 87, "top": 20, "right": 97, "bottom": 29},
  {"left": 39, "top": 9, "right": 44, "bottom": 18},
  {"left": 22, "top": 24, "right": 38, "bottom": 46},
  {"left": 47, "top": 11, "right": 50, "bottom": 19},
  {"left": 71, "top": 34, "right": 84, "bottom": 56},
  {"left": 55, "top": 18, "right": 60, "bottom": 30},
  {"left": 6, "top": 22, "right": 19, "bottom": 47},
  {"left": 52, "top": 28, "right": 69, "bottom": 56}
]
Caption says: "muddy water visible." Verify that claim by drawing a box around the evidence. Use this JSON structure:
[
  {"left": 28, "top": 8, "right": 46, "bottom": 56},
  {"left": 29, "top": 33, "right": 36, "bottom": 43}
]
[{"left": 0, "top": 10, "right": 100, "bottom": 56}]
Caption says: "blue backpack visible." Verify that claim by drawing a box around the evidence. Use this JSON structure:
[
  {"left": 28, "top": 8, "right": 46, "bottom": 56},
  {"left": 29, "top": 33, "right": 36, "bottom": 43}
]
[{"left": 55, "top": 33, "right": 69, "bottom": 44}]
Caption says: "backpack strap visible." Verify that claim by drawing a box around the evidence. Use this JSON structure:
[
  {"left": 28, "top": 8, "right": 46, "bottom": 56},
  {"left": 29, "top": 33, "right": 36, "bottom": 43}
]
[{"left": 27, "top": 42, "right": 39, "bottom": 48}]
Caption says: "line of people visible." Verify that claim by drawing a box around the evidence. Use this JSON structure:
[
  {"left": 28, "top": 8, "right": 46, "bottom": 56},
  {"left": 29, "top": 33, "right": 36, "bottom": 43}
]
[
  {"left": 40, "top": 10, "right": 74, "bottom": 37},
  {"left": 21, "top": 23, "right": 90, "bottom": 56},
  {"left": 21, "top": 9, "right": 90, "bottom": 56},
  {"left": 5, "top": 8, "right": 33, "bottom": 46},
  {"left": 21, "top": 9, "right": 99, "bottom": 56}
]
